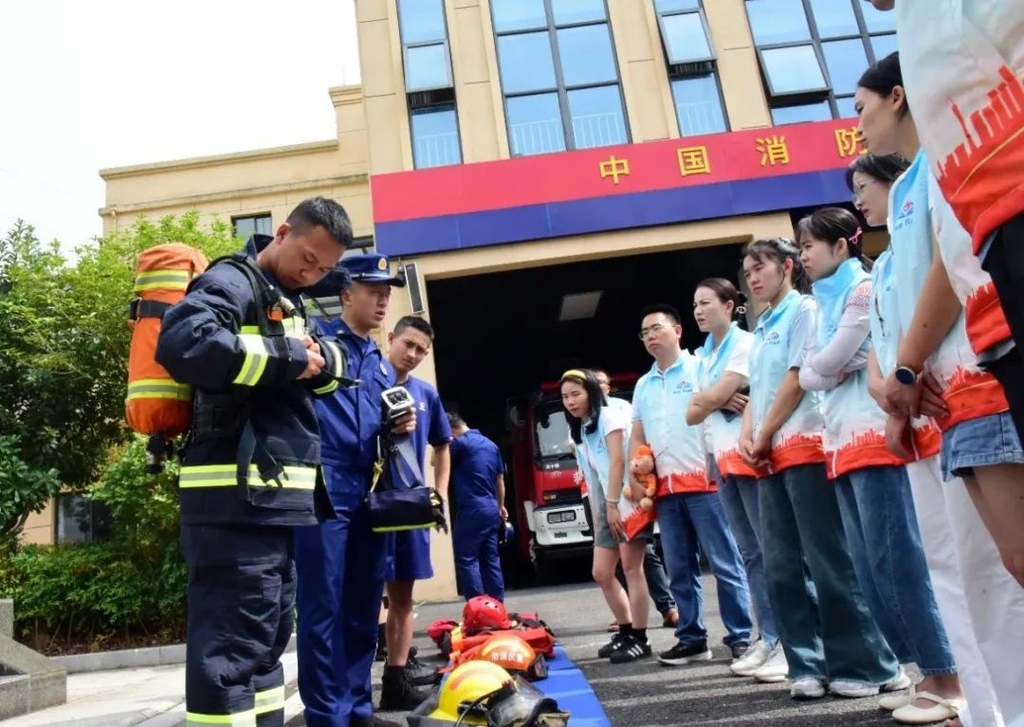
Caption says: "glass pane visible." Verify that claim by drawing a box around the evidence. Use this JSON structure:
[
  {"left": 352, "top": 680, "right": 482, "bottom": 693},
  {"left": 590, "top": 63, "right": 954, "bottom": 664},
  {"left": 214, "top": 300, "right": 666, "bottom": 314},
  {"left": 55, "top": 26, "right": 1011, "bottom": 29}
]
[
  {"left": 871, "top": 33, "right": 898, "bottom": 61},
  {"left": 745, "top": 0, "right": 810, "bottom": 45},
  {"left": 234, "top": 217, "right": 256, "bottom": 239},
  {"left": 254, "top": 216, "right": 273, "bottom": 236},
  {"left": 411, "top": 105, "right": 462, "bottom": 168},
  {"left": 552, "top": 0, "right": 606, "bottom": 25},
  {"left": 859, "top": 2, "right": 896, "bottom": 33},
  {"left": 671, "top": 74, "right": 727, "bottom": 136},
  {"left": 761, "top": 45, "right": 827, "bottom": 95},
  {"left": 809, "top": 0, "right": 858, "bottom": 38},
  {"left": 492, "top": 0, "right": 547, "bottom": 32},
  {"left": 567, "top": 85, "right": 628, "bottom": 149},
  {"left": 836, "top": 96, "right": 857, "bottom": 118},
  {"left": 822, "top": 38, "right": 869, "bottom": 95},
  {"left": 498, "top": 32, "right": 556, "bottom": 93},
  {"left": 398, "top": 0, "right": 446, "bottom": 44},
  {"left": 662, "top": 12, "right": 713, "bottom": 64},
  {"left": 655, "top": 0, "right": 699, "bottom": 11},
  {"left": 558, "top": 24, "right": 617, "bottom": 86},
  {"left": 771, "top": 100, "right": 832, "bottom": 125},
  {"left": 405, "top": 43, "right": 450, "bottom": 91},
  {"left": 57, "top": 494, "right": 92, "bottom": 544},
  {"left": 507, "top": 93, "right": 566, "bottom": 156}
]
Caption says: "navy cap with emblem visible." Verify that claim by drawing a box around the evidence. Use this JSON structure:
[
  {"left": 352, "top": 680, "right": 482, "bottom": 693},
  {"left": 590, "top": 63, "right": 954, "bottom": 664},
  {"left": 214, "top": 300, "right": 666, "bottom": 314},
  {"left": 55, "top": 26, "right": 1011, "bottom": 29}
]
[{"left": 339, "top": 254, "right": 406, "bottom": 287}]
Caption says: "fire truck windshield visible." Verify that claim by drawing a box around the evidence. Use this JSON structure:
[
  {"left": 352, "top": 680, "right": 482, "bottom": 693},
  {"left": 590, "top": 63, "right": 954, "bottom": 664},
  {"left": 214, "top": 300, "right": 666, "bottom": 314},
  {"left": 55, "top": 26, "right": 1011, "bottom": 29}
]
[{"left": 534, "top": 400, "right": 575, "bottom": 460}]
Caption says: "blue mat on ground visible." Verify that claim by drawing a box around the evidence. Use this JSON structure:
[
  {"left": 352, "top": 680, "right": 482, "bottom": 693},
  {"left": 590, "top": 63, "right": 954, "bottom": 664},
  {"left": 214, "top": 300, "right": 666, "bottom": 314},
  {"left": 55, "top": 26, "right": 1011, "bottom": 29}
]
[{"left": 536, "top": 646, "right": 611, "bottom": 727}]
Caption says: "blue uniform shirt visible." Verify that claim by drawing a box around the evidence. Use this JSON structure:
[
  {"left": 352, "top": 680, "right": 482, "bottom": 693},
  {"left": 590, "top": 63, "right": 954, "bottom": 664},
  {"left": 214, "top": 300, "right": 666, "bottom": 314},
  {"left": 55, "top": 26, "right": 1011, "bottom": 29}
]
[
  {"left": 449, "top": 430, "right": 504, "bottom": 513},
  {"left": 402, "top": 376, "right": 453, "bottom": 481},
  {"left": 314, "top": 318, "right": 394, "bottom": 488}
]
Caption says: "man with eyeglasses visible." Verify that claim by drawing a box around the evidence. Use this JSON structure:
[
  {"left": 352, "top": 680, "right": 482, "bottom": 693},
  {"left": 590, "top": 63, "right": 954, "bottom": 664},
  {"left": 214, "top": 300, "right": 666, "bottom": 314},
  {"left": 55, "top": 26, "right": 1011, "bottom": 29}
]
[
  {"left": 591, "top": 368, "right": 679, "bottom": 633},
  {"left": 628, "top": 305, "right": 753, "bottom": 667}
]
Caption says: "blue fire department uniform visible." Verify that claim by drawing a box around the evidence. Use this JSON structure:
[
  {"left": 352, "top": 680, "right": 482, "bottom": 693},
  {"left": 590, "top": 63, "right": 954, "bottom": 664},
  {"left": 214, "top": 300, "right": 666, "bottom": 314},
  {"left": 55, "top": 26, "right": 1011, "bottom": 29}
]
[
  {"left": 293, "top": 254, "right": 405, "bottom": 727},
  {"left": 383, "top": 376, "right": 452, "bottom": 583},
  {"left": 155, "top": 235, "right": 347, "bottom": 727},
  {"left": 449, "top": 429, "right": 506, "bottom": 601}
]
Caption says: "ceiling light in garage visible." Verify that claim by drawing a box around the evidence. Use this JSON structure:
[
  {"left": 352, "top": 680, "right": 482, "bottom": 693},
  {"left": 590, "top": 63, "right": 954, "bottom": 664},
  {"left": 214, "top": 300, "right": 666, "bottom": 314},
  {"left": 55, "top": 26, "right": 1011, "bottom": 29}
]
[{"left": 559, "top": 291, "right": 603, "bottom": 322}]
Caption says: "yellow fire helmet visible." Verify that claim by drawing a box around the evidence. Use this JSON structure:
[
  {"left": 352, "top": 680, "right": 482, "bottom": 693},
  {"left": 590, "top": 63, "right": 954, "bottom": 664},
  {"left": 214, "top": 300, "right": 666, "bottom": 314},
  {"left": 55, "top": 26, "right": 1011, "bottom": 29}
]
[{"left": 420, "top": 661, "right": 570, "bottom": 727}]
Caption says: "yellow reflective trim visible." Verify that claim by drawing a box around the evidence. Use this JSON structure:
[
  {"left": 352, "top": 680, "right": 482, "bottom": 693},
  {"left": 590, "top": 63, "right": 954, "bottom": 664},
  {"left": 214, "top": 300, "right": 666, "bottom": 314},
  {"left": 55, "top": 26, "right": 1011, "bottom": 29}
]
[
  {"left": 134, "top": 269, "right": 192, "bottom": 293},
  {"left": 126, "top": 380, "right": 192, "bottom": 402},
  {"left": 240, "top": 325, "right": 260, "bottom": 335},
  {"left": 239, "top": 316, "right": 304, "bottom": 340},
  {"left": 312, "top": 380, "right": 339, "bottom": 395},
  {"left": 253, "top": 686, "right": 285, "bottom": 715},
  {"left": 185, "top": 709, "right": 256, "bottom": 726},
  {"left": 234, "top": 334, "right": 269, "bottom": 386},
  {"left": 322, "top": 340, "right": 343, "bottom": 379},
  {"left": 373, "top": 523, "right": 435, "bottom": 532},
  {"left": 179, "top": 464, "right": 316, "bottom": 490}
]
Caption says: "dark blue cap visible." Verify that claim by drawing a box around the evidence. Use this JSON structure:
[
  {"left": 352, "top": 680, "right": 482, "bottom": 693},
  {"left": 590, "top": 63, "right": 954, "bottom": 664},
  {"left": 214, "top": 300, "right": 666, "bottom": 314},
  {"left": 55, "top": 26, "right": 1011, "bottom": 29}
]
[{"left": 339, "top": 254, "right": 405, "bottom": 287}]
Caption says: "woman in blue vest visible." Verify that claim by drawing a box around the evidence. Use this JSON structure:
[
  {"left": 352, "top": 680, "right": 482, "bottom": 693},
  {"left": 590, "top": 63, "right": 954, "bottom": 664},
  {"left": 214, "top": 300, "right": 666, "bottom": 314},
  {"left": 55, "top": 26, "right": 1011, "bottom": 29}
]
[
  {"left": 561, "top": 369, "right": 653, "bottom": 664},
  {"left": 740, "top": 237, "right": 903, "bottom": 701},
  {"left": 796, "top": 206, "right": 963, "bottom": 722},
  {"left": 686, "top": 279, "right": 782, "bottom": 681}
]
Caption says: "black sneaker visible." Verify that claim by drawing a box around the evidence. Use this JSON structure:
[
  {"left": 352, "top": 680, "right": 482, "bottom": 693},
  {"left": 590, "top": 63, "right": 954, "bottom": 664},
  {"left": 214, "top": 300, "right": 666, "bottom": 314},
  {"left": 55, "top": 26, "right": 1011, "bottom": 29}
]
[
  {"left": 609, "top": 635, "right": 653, "bottom": 664},
  {"left": 658, "top": 640, "right": 713, "bottom": 666},
  {"left": 597, "top": 632, "right": 627, "bottom": 659},
  {"left": 407, "top": 649, "right": 440, "bottom": 686},
  {"left": 730, "top": 641, "right": 752, "bottom": 661},
  {"left": 380, "top": 666, "right": 431, "bottom": 711}
]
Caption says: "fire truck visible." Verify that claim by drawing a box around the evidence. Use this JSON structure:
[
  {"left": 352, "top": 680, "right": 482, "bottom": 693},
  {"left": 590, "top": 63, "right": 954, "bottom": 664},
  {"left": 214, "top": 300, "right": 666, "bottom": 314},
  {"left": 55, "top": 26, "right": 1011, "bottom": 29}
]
[{"left": 504, "top": 374, "right": 637, "bottom": 581}]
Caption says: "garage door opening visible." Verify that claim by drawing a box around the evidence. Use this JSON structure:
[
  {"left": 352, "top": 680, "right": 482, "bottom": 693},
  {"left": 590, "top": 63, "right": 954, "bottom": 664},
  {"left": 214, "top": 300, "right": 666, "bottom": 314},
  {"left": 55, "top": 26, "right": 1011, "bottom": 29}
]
[{"left": 426, "top": 242, "right": 746, "bottom": 583}]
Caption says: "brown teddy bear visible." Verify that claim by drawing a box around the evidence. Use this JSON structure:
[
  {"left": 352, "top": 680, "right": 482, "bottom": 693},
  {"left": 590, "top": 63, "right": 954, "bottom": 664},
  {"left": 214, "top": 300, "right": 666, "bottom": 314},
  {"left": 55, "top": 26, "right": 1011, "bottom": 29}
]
[{"left": 627, "top": 444, "right": 658, "bottom": 512}]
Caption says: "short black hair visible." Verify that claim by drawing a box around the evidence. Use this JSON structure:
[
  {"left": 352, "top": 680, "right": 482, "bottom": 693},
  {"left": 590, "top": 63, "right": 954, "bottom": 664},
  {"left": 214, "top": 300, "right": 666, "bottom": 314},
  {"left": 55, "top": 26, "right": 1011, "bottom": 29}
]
[
  {"left": 393, "top": 315, "right": 435, "bottom": 340},
  {"left": 640, "top": 304, "right": 681, "bottom": 326},
  {"left": 447, "top": 412, "right": 467, "bottom": 430},
  {"left": 286, "top": 196, "right": 353, "bottom": 248},
  {"left": 845, "top": 152, "right": 911, "bottom": 190}
]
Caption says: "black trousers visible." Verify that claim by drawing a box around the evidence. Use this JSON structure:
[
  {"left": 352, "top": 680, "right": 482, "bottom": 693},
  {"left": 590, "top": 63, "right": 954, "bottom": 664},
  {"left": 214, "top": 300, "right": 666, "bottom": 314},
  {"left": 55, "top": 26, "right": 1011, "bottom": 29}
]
[
  {"left": 981, "top": 212, "right": 1024, "bottom": 442},
  {"left": 181, "top": 524, "right": 295, "bottom": 727}
]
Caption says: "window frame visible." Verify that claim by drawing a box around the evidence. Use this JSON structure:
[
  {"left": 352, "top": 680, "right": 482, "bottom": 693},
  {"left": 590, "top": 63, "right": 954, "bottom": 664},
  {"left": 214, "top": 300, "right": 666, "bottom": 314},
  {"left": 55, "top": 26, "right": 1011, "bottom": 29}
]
[
  {"left": 653, "top": 0, "right": 730, "bottom": 137},
  {"left": 491, "top": 0, "right": 631, "bottom": 156},
  {"left": 402, "top": 39, "right": 455, "bottom": 93},
  {"left": 232, "top": 213, "right": 273, "bottom": 239},
  {"left": 745, "top": 0, "right": 898, "bottom": 121}
]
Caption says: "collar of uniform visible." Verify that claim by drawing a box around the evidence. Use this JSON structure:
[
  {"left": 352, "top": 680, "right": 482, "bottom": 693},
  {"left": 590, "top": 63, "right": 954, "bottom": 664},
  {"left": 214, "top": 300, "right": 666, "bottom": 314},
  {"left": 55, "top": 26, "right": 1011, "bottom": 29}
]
[
  {"left": 333, "top": 318, "right": 380, "bottom": 351},
  {"left": 647, "top": 350, "right": 688, "bottom": 379},
  {"left": 755, "top": 289, "right": 801, "bottom": 334}
]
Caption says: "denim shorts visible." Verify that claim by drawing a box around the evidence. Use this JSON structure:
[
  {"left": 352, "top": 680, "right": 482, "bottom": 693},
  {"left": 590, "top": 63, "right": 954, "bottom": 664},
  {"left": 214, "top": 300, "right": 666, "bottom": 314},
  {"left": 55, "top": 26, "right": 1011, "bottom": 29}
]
[{"left": 941, "top": 411, "right": 1024, "bottom": 481}]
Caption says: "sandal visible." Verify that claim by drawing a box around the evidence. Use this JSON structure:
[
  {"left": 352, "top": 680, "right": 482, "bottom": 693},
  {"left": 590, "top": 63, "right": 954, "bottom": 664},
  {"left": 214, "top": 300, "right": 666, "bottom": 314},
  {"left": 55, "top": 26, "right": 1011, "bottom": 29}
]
[
  {"left": 879, "top": 686, "right": 915, "bottom": 711},
  {"left": 891, "top": 692, "right": 965, "bottom": 726}
]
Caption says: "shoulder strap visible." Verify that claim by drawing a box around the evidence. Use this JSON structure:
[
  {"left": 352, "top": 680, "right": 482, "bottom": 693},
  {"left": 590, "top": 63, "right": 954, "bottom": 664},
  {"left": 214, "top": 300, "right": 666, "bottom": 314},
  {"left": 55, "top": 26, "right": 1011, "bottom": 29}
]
[{"left": 207, "top": 253, "right": 282, "bottom": 337}]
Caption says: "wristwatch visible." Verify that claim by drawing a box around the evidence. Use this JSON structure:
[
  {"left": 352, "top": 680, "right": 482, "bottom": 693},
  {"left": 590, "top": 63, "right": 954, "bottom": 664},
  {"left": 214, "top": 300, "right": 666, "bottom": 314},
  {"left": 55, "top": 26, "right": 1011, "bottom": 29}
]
[{"left": 894, "top": 365, "right": 921, "bottom": 386}]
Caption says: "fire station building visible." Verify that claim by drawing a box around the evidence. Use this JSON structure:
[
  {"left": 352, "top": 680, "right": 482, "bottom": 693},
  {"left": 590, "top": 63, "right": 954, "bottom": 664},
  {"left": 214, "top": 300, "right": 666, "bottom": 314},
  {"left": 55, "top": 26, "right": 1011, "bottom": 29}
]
[{"left": 32, "top": 0, "right": 901, "bottom": 597}]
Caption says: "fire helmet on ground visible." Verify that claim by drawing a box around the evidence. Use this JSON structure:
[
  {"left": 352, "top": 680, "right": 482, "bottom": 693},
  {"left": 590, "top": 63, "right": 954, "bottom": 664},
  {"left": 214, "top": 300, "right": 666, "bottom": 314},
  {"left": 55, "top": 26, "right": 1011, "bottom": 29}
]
[{"left": 463, "top": 595, "right": 510, "bottom": 633}]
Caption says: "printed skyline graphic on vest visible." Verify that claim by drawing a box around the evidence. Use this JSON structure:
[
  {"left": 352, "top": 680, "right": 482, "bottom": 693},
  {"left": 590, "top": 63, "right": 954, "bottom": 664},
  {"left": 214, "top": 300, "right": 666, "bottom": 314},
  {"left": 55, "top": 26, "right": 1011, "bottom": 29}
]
[
  {"left": 965, "top": 279, "right": 1010, "bottom": 353},
  {"left": 827, "top": 430, "right": 903, "bottom": 480},
  {"left": 937, "top": 65, "right": 1023, "bottom": 199},
  {"left": 936, "top": 365, "right": 1009, "bottom": 431},
  {"left": 716, "top": 447, "right": 759, "bottom": 479},
  {"left": 655, "top": 470, "right": 710, "bottom": 496},
  {"left": 769, "top": 432, "right": 825, "bottom": 473}
]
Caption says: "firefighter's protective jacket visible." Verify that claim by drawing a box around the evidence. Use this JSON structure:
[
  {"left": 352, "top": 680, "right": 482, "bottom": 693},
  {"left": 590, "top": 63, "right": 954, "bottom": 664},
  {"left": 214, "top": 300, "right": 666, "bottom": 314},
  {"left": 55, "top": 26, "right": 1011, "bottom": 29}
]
[{"left": 155, "top": 236, "right": 345, "bottom": 527}]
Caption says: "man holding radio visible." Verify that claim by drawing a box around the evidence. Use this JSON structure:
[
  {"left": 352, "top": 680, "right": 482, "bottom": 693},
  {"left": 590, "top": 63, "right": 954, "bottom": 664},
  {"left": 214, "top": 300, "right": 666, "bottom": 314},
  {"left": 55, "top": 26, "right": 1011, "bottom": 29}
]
[
  {"left": 378, "top": 316, "right": 452, "bottom": 711},
  {"left": 294, "top": 254, "right": 413, "bottom": 727}
]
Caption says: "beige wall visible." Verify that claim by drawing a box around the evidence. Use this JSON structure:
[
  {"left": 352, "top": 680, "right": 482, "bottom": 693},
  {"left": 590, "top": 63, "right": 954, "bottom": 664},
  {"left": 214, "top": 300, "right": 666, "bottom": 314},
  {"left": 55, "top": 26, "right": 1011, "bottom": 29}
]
[{"left": 21, "top": 504, "right": 54, "bottom": 546}]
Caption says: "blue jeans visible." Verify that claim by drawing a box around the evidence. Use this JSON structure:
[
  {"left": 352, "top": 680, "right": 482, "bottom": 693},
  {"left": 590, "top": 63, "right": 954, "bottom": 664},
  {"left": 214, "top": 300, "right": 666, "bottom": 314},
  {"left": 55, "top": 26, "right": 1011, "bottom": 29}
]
[
  {"left": 719, "top": 474, "right": 778, "bottom": 645},
  {"left": 835, "top": 465, "right": 957, "bottom": 675},
  {"left": 759, "top": 463, "right": 900, "bottom": 685},
  {"left": 657, "top": 492, "right": 753, "bottom": 647}
]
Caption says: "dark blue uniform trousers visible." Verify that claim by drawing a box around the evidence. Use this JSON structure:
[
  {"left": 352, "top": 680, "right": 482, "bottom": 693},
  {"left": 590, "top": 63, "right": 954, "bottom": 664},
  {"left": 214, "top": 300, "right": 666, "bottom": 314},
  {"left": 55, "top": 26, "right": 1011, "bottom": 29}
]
[
  {"left": 453, "top": 506, "right": 505, "bottom": 602},
  {"left": 182, "top": 524, "right": 294, "bottom": 727},
  {"left": 294, "top": 488, "right": 388, "bottom": 726}
]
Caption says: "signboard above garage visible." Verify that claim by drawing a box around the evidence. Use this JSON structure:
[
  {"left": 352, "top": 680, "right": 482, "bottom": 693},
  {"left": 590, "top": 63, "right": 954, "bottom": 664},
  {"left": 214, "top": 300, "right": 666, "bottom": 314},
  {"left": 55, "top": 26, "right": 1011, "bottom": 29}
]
[{"left": 371, "top": 117, "right": 865, "bottom": 257}]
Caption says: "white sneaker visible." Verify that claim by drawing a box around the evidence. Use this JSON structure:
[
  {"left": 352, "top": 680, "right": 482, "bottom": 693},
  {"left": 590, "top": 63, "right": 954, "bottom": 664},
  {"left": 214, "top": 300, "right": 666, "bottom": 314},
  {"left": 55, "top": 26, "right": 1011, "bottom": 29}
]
[
  {"left": 883, "top": 669, "right": 913, "bottom": 693},
  {"left": 790, "top": 676, "right": 826, "bottom": 700},
  {"left": 830, "top": 679, "right": 881, "bottom": 698},
  {"left": 751, "top": 644, "right": 788, "bottom": 683},
  {"left": 730, "top": 640, "right": 774, "bottom": 677}
]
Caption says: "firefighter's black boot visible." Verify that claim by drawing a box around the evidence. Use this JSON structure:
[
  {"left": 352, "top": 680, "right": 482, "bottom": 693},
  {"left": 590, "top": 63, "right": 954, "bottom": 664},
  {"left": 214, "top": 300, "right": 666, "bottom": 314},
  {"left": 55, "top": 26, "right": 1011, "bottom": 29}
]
[{"left": 380, "top": 665, "right": 430, "bottom": 711}]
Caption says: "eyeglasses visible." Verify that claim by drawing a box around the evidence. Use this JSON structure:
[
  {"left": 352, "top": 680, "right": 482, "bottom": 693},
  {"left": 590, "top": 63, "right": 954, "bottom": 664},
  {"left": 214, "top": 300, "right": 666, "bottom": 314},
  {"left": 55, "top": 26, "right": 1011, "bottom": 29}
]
[
  {"left": 851, "top": 178, "right": 878, "bottom": 205},
  {"left": 638, "top": 323, "right": 668, "bottom": 340}
]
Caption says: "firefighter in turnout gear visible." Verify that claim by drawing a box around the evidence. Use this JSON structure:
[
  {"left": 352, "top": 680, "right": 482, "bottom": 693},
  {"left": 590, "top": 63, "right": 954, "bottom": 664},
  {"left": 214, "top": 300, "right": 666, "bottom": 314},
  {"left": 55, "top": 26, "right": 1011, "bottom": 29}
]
[{"left": 155, "top": 197, "right": 353, "bottom": 727}]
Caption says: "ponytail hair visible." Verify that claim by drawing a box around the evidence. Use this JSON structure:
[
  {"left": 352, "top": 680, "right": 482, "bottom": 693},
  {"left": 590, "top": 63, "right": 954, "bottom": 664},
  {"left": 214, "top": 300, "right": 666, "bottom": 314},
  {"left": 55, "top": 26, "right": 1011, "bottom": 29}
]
[
  {"left": 560, "top": 369, "right": 606, "bottom": 444},
  {"left": 796, "top": 207, "right": 873, "bottom": 272},
  {"left": 696, "top": 277, "right": 746, "bottom": 320},
  {"left": 742, "top": 237, "right": 811, "bottom": 295}
]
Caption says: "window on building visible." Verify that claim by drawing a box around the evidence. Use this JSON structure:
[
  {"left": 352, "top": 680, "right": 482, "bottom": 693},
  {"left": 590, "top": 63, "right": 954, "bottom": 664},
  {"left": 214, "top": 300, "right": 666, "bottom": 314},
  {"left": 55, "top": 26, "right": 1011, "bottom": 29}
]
[
  {"left": 491, "top": 0, "right": 629, "bottom": 156},
  {"left": 745, "top": 0, "right": 897, "bottom": 125},
  {"left": 233, "top": 214, "right": 273, "bottom": 240},
  {"left": 57, "top": 494, "right": 112, "bottom": 544},
  {"left": 653, "top": 0, "right": 728, "bottom": 137},
  {"left": 398, "top": 0, "right": 463, "bottom": 168}
]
